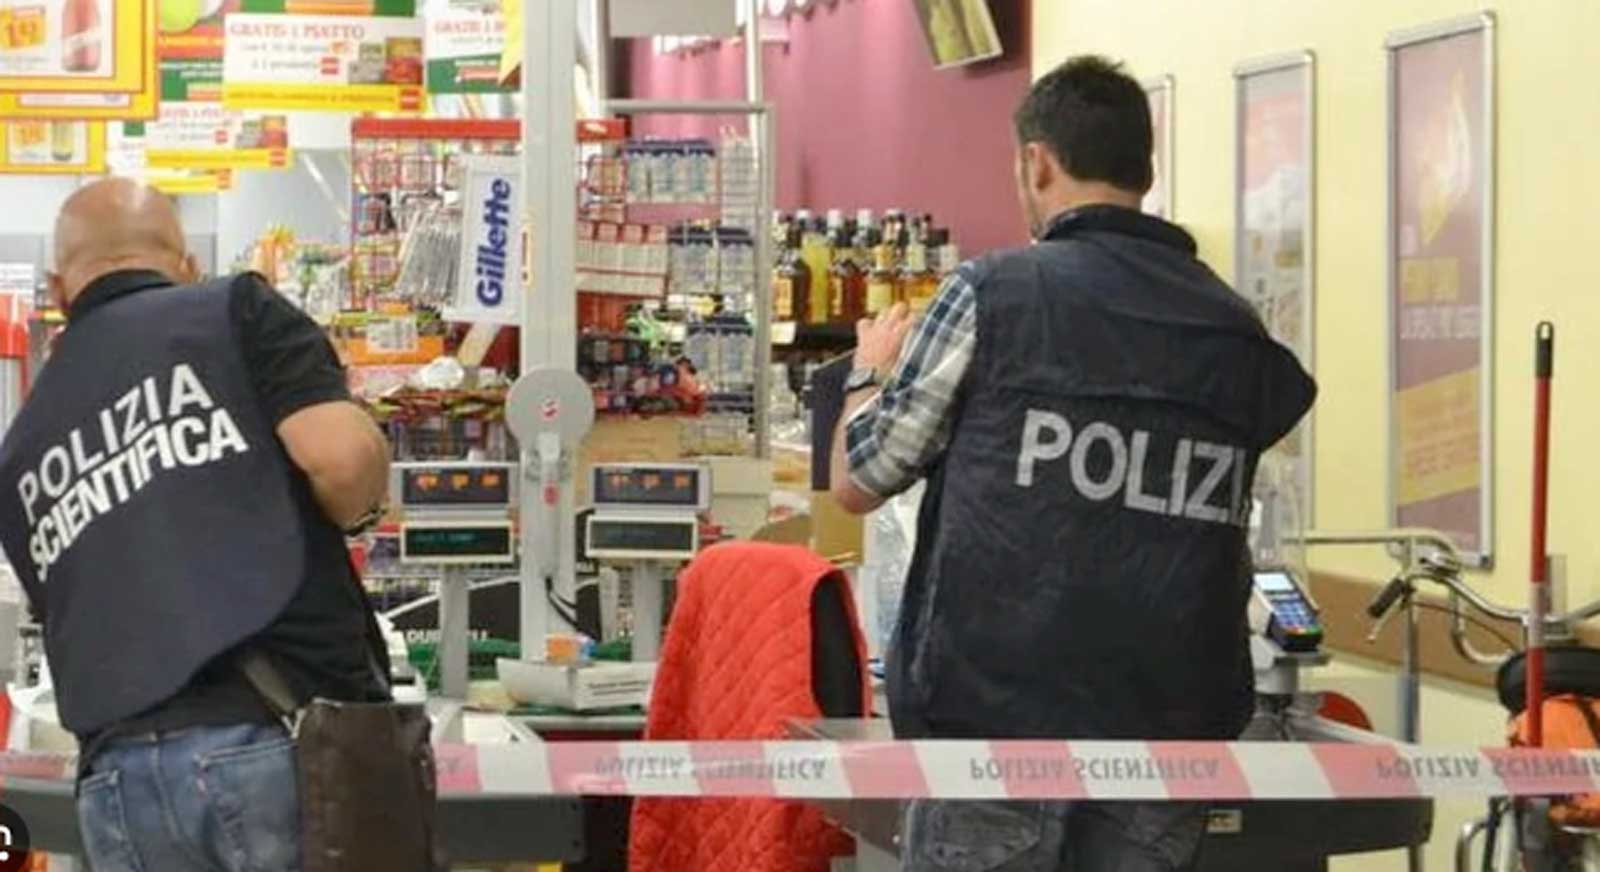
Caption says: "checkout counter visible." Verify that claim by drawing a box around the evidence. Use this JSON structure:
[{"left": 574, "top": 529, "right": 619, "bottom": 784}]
[{"left": 787, "top": 567, "right": 1435, "bottom": 872}]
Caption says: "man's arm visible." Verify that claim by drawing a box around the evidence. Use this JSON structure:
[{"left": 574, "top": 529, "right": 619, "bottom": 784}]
[
  {"left": 233, "top": 274, "right": 391, "bottom": 529},
  {"left": 829, "top": 274, "right": 979, "bottom": 515},
  {"left": 278, "top": 402, "right": 390, "bottom": 529}
]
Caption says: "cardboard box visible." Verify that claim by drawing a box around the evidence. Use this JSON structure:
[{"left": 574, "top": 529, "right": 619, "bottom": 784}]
[{"left": 811, "top": 490, "right": 863, "bottom": 564}]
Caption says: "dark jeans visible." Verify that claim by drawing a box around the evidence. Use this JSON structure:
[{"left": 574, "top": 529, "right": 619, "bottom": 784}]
[
  {"left": 77, "top": 723, "right": 301, "bottom": 872},
  {"left": 903, "top": 800, "right": 1208, "bottom": 872}
]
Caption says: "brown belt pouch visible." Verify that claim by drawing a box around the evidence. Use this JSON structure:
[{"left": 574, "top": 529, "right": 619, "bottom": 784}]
[{"left": 240, "top": 652, "right": 447, "bottom": 872}]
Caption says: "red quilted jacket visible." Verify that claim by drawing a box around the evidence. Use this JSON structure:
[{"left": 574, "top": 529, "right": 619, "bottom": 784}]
[{"left": 629, "top": 542, "right": 869, "bottom": 872}]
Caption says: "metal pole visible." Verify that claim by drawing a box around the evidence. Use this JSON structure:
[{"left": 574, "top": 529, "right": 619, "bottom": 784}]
[
  {"left": 743, "top": 0, "right": 772, "bottom": 460},
  {"left": 520, "top": 0, "right": 579, "bottom": 657},
  {"left": 1527, "top": 323, "right": 1555, "bottom": 746},
  {"left": 591, "top": 0, "right": 610, "bottom": 109},
  {"left": 631, "top": 562, "right": 663, "bottom": 662},
  {"left": 438, "top": 567, "right": 471, "bottom": 699}
]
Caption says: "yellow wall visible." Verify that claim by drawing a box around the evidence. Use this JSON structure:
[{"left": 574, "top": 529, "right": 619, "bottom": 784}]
[{"left": 1033, "top": 0, "right": 1600, "bottom": 603}]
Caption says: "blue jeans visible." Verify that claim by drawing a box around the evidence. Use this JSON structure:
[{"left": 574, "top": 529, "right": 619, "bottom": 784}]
[{"left": 76, "top": 723, "right": 301, "bottom": 872}]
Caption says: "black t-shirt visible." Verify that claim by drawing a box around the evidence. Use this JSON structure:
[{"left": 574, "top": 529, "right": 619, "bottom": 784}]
[{"left": 77, "top": 270, "right": 387, "bottom": 740}]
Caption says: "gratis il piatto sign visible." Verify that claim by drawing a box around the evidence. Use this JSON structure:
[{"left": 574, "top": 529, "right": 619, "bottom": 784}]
[
  {"left": 222, "top": 13, "right": 424, "bottom": 113},
  {"left": 424, "top": 9, "right": 508, "bottom": 94},
  {"left": 0, "top": 0, "right": 153, "bottom": 93}
]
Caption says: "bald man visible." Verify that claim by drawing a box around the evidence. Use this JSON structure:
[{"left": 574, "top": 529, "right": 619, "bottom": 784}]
[{"left": 0, "top": 178, "right": 392, "bottom": 871}]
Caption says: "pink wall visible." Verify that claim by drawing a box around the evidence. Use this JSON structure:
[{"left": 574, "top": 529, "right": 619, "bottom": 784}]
[{"left": 618, "top": 0, "right": 1031, "bottom": 257}]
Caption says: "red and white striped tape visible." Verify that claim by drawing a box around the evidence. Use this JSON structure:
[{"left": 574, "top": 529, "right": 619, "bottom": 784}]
[
  {"left": 434, "top": 740, "right": 1600, "bottom": 801},
  {"left": 5, "top": 741, "right": 1600, "bottom": 801}
]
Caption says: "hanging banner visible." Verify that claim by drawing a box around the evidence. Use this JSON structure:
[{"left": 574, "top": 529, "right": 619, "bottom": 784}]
[
  {"left": 0, "top": 0, "right": 152, "bottom": 92},
  {"left": 0, "top": 120, "right": 104, "bottom": 172},
  {"left": 1236, "top": 52, "right": 1315, "bottom": 529},
  {"left": 451, "top": 154, "right": 522, "bottom": 326},
  {"left": 1387, "top": 14, "right": 1496, "bottom": 566},
  {"left": 142, "top": 101, "right": 290, "bottom": 169},
  {"left": 222, "top": 12, "right": 425, "bottom": 112},
  {"left": 425, "top": 8, "right": 508, "bottom": 94},
  {"left": 108, "top": 122, "right": 234, "bottom": 193},
  {"left": 156, "top": 0, "right": 236, "bottom": 102},
  {"left": 1142, "top": 75, "right": 1174, "bottom": 220}
]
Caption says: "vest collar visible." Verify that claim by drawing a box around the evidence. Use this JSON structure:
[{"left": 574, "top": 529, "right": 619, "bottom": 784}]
[
  {"left": 68, "top": 269, "right": 174, "bottom": 321},
  {"left": 1039, "top": 204, "right": 1197, "bottom": 255}
]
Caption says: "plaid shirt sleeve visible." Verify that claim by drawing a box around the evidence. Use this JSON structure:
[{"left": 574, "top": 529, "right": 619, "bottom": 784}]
[{"left": 844, "top": 270, "right": 978, "bottom": 499}]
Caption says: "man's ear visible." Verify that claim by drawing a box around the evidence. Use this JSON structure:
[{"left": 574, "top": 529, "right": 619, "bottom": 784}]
[
  {"left": 1025, "top": 142, "right": 1056, "bottom": 193},
  {"left": 176, "top": 252, "right": 202, "bottom": 284},
  {"left": 46, "top": 272, "right": 68, "bottom": 313}
]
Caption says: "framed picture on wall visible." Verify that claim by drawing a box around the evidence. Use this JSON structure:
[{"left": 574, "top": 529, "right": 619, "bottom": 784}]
[
  {"left": 1143, "top": 75, "right": 1174, "bottom": 219},
  {"left": 1386, "top": 13, "right": 1496, "bottom": 567},
  {"left": 1235, "top": 51, "right": 1315, "bottom": 534}
]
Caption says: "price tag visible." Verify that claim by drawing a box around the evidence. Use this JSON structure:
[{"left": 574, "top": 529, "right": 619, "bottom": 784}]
[
  {"left": 772, "top": 321, "right": 797, "bottom": 346},
  {"left": 0, "top": 7, "right": 46, "bottom": 51}
]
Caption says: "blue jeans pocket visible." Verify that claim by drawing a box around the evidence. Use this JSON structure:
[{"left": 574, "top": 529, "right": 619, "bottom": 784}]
[
  {"left": 77, "top": 769, "right": 146, "bottom": 872},
  {"left": 906, "top": 800, "right": 1050, "bottom": 872},
  {"left": 196, "top": 732, "right": 302, "bottom": 872}
]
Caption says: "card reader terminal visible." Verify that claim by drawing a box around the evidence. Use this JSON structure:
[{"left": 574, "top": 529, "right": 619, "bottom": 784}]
[{"left": 1253, "top": 569, "right": 1323, "bottom": 653}]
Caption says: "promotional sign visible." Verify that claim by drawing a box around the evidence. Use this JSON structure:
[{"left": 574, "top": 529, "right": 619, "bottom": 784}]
[
  {"left": 223, "top": 12, "right": 425, "bottom": 113},
  {"left": 0, "top": 119, "right": 103, "bottom": 172},
  {"left": 0, "top": 15, "right": 157, "bottom": 118},
  {"left": 156, "top": 0, "right": 236, "bottom": 102},
  {"left": 1143, "top": 75, "right": 1174, "bottom": 219},
  {"left": 425, "top": 8, "right": 508, "bottom": 94},
  {"left": 108, "top": 123, "right": 234, "bottom": 194},
  {"left": 1236, "top": 52, "right": 1314, "bottom": 527},
  {"left": 241, "top": 0, "right": 415, "bottom": 15},
  {"left": 1387, "top": 14, "right": 1495, "bottom": 565},
  {"left": 451, "top": 154, "right": 521, "bottom": 326},
  {"left": 142, "top": 100, "right": 290, "bottom": 169},
  {"left": 0, "top": 0, "right": 151, "bottom": 92}
]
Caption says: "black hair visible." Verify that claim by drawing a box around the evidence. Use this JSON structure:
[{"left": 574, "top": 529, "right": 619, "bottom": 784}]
[{"left": 1014, "top": 55, "right": 1153, "bottom": 194}]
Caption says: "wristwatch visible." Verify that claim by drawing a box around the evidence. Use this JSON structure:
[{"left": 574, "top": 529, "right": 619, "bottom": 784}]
[
  {"left": 844, "top": 367, "right": 880, "bottom": 394},
  {"left": 344, "top": 504, "right": 385, "bottom": 537}
]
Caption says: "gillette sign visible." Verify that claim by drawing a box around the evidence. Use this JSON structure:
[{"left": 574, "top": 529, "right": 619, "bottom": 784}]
[{"left": 453, "top": 156, "right": 522, "bottom": 325}]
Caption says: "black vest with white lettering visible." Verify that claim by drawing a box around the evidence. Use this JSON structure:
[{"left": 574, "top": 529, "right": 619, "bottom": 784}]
[
  {"left": 890, "top": 206, "right": 1316, "bottom": 741},
  {"left": 0, "top": 276, "right": 306, "bottom": 736}
]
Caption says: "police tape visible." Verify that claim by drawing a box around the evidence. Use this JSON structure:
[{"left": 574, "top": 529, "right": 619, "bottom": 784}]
[{"left": 5, "top": 741, "right": 1600, "bottom": 801}]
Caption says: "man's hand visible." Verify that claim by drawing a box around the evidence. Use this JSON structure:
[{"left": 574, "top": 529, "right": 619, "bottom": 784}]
[{"left": 854, "top": 303, "right": 915, "bottom": 376}]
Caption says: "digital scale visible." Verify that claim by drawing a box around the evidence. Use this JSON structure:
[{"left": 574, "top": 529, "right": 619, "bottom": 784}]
[
  {"left": 394, "top": 460, "right": 519, "bottom": 699},
  {"left": 585, "top": 463, "right": 709, "bottom": 662}
]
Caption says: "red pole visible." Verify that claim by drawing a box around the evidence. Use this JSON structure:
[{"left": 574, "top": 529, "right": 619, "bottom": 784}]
[{"left": 1527, "top": 322, "right": 1555, "bottom": 746}]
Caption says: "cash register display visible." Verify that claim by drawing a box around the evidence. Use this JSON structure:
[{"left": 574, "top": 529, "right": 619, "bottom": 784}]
[
  {"left": 401, "top": 466, "right": 512, "bottom": 507},
  {"left": 1254, "top": 570, "right": 1323, "bottom": 651},
  {"left": 593, "top": 466, "right": 704, "bottom": 509}
]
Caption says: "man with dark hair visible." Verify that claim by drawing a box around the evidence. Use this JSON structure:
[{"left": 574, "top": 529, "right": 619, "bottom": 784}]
[{"left": 830, "top": 56, "right": 1316, "bottom": 871}]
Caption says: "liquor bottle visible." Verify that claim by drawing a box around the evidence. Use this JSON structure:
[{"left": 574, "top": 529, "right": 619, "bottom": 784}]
[
  {"left": 61, "top": 0, "right": 101, "bottom": 73},
  {"left": 772, "top": 227, "right": 810, "bottom": 323},
  {"left": 799, "top": 216, "right": 832, "bottom": 325},
  {"left": 828, "top": 227, "right": 864, "bottom": 323},
  {"left": 882, "top": 210, "right": 904, "bottom": 246},
  {"left": 931, "top": 228, "right": 960, "bottom": 276},
  {"left": 900, "top": 235, "right": 940, "bottom": 313},
  {"left": 865, "top": 232, "right": 897, "bottom": 316}
]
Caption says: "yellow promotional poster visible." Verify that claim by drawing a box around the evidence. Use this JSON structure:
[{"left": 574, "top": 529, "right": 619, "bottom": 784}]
[
  {"left": 143, "top": 100, "right": 290, "bottom": 170},
  {"left": 0, "top": 19, "right": 156, "bottom": 118},
  {"left": 222, "top": 13, "right": 425, "bottom": 113},
  {"left": 147, "top": 167, "right": 233, "bottom": 194},
  {"left": 0, "top": 119, "right": 105, "bottom": 172},
  {"left": 0, "top": 0, "right": 152, "bottom": 93}
]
